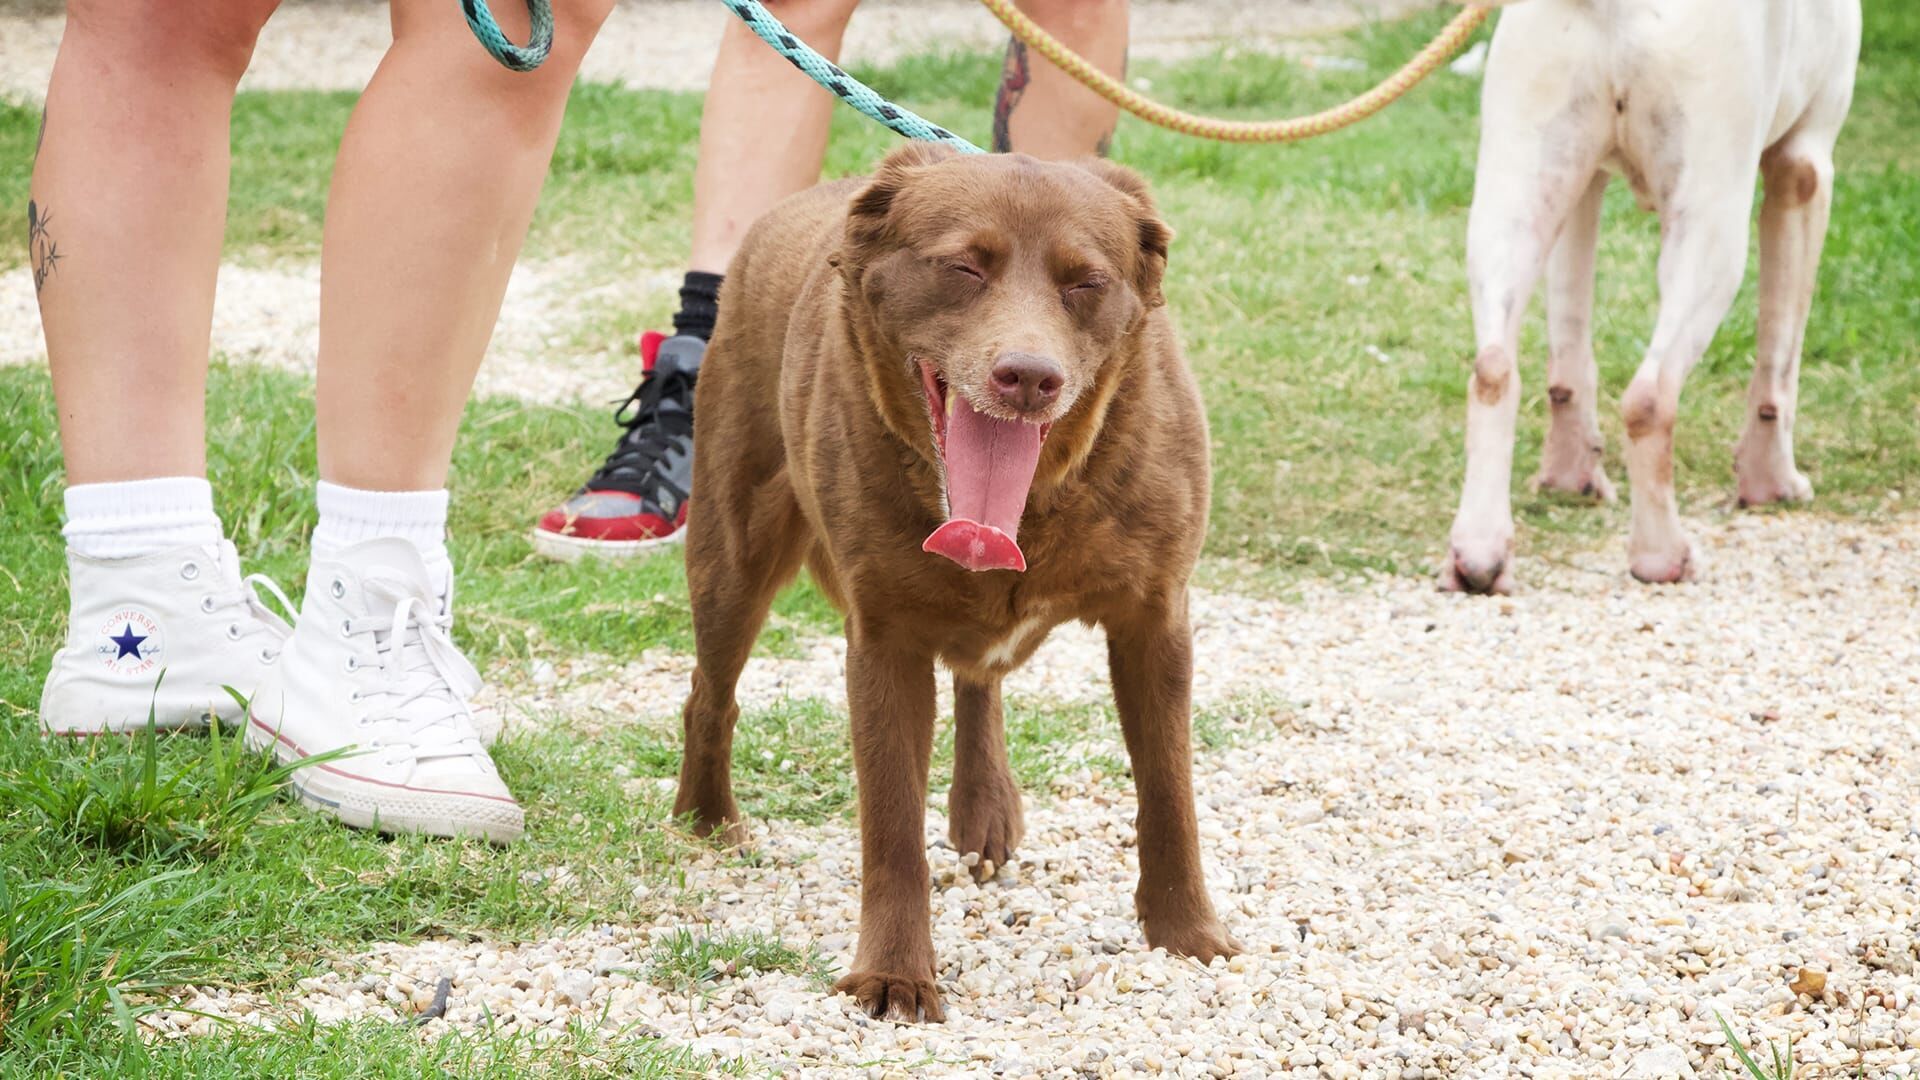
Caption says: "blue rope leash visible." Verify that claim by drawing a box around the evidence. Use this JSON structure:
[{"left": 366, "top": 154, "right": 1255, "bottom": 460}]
[
  {"left": 462, "top": 0, "right": 553, "bottom": 73},
  {"left": 464, "top": 0, "right": 984, "bottom": 155},
  {"left": 715, "top": 0, "right": 983, "bottom": 153}
]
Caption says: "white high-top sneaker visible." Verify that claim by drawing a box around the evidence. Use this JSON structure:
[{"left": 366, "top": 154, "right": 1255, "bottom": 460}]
[
  {"left": 436, "top": 574, "right": 502, "bottom": 748},
  {"left": 246, "top": 537, "right": 523, "bottom": 843},
  {"left": 41, "top": 541, "right": 293, "bottom": 735}
]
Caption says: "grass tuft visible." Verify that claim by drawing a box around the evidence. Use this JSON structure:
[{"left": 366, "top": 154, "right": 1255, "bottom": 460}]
[
  {"left": 643, "top": 928, "right": 834, "bottom": 993},
  {"left": 0, "top": 698, "right": 328, "bottom": 863}
]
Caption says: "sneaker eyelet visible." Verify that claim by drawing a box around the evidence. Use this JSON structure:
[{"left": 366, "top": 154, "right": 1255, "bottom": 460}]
[
  {"left": 345, "top": 656, "right": 359, "bottom": 673},
  {"left": 340, "top": 618, "right": 354, "bottom": 638},
  {"left": 180, "top": 562, "right": 200, "bottom": 581},
  {"left": 330, "top": 578, "right": 347, "bottom": 599},
  {"left": 226, "top": 623, "right": 243, "bottom": 641},
  {"left": 348, "top": 690, "right": 361, "bottom": 704},
  {"left": 258, "top": 648, "right": 277, "bottom": 664},
  {"left": 199, "top": 595, "right": 216, "bottom": 613}
]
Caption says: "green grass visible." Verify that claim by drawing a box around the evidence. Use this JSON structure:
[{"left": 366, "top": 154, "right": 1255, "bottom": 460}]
[
  {"left": 2, "top": 4, "right": 1918, "bottom": 1073},
  {"left": 644, "top": 928, "right": 834, "bottom": 994},
  {"left": 0, "top": 868, "right": 212, "bottom": 1052},
  {"left": 5, "top": 1016, "right": 737, "bottom": 1079},
  {"left": 0, "top": 706, "right": 335, "bottom": 862}
]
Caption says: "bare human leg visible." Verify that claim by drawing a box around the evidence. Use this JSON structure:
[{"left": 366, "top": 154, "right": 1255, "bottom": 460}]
[{"left": 993, "top": 0, "right": 1129, "bottom": 158}]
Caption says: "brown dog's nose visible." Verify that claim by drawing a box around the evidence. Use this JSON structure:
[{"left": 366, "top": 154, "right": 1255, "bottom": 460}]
[{"left": 990, "top": 352, "right": 1064, "bottom": 415}]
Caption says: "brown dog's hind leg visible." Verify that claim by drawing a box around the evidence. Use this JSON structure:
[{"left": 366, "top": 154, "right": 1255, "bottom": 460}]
[
  {"left": 948, "top": 674, "right": 1024, "bottom": 882},
  {"left": 1106, "top": 594, "right": 1238, "bottom": 963},
  {"left": 833, "top": 619, "right": 945, "bottom": 1022},
  {"left": 671, "top": 472, "right": 807, "bottom": 844}
]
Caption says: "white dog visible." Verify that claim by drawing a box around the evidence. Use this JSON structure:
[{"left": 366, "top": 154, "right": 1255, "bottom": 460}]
[{"left": 1441, "top": 0, "right": 1861, "bottom": 593}]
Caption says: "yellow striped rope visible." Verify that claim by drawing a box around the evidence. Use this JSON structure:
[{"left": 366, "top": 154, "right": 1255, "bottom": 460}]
[{"left": 976, "top": 0, "right": 1491, "bottom": 144}]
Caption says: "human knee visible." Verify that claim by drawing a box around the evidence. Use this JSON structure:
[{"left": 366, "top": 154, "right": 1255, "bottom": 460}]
[
  {"left": 421, "top": 0, "right": 613, "bottom": 118},
  {"left": 549, "top": 0, "right": 617, "bottom": 56},
  {"left": 498, "top": 0, "right": 615, "bottom": 76},
  {"left": 1015, "top": 0, "right": 1128, "bottom": 31},
  {"left": 756, "top": 0, "right": 862, "bottom": 39},
  {"left": 65, "top": 0, "right": 280, "bottom": 84}
]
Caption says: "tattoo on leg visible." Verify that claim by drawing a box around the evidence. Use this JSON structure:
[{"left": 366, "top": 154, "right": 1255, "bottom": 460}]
[
  {"left": 992, "top": 38, "right": 1031, "bottom": 153},
  {"left": 28, "top": 199, "right": 61, "bottom": 294}
]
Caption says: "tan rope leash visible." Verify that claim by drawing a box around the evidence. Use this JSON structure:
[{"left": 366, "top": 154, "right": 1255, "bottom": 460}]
[
  {"left": 467, "top": 1, "right": 1489, "bottom": 148},
  {"left": 976, "top": 0, "right": 1491, "bottom": 143}
]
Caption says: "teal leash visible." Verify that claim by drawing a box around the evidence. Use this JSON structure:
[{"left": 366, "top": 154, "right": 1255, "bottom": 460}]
[
  {"left": 463, "top": 0, "right": 553, "bottom": 73},
  {"left": 464, "top": 0, "right": 985, "bottom": 154},
  {"left": 714, "top": 0, "right": 983, "bottom": 153}
]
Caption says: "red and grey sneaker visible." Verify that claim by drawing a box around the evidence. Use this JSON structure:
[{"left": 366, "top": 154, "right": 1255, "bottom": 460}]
[{"left": 532, "top": 331, "right": 701, "bottom": 562}]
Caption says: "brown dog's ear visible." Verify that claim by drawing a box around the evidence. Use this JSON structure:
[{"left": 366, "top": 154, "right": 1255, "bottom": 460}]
[
  {"left": 1076, "top": 159, "right": 1173, "bottom": 308},
  {"left": 845, "top": 141, "right": 965, "bottom": 254}
]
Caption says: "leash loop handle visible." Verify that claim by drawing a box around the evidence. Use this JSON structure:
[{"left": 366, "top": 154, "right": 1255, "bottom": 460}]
[{"left": 463, "top": 0, "right": 554, "bottom": 72}]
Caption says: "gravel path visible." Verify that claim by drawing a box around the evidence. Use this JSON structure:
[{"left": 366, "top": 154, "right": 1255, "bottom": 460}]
[
  {"left": 0, "top": 0, "right": 1434, "bottom": 104},
  {"left": 164, "top": 512, "right": 1920, "bottom": 1077}
]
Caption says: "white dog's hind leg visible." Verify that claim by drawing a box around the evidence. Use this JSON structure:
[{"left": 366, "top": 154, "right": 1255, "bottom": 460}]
[
  {"left": 1734, "top": 137, "right": 1836, "bottom": 507},
  {"left": 1621, "top": 189, "right": 1755, "bottom": 584},
  {"left": 1532, "top": 173, "right": 1615, "bottom": 502}
]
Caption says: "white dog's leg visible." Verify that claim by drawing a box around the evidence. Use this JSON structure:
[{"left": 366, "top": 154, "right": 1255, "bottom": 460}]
[
  {"left": 1621, "top": 188, "right": 1755, "bottom": 584},
  {"left": 1733, "top": 135, "right": 1839, "bottom": 507},
  {"left": 1532, "top": 173, "right": 1614, "bottom": 502},
  {"left": 1442, "top": 93, "right": 1607, "bottom": 592}
]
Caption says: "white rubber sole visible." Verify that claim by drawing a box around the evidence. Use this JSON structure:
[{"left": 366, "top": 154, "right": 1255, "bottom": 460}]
[
  {"left": 243, "top": 713, "right": 524, "bottom": 844},
  {"left": 39, "top": 698, "right": 231, "bottom": 736},
  {"left": 528, "top": 526, "right": 685, "bottom": 564},
  {"left": 40, "top": 715, "right": 212, "bottom": 737}
]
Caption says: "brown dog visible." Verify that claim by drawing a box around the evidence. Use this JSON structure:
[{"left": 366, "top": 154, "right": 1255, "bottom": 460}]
[{"left": 671, "top": 143, "right": 1236, "bottom": 1023}]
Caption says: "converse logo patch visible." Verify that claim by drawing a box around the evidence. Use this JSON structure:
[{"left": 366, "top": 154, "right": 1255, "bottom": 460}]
[{"left": 98, "top": 608, "right": 164, "bottom": 676}]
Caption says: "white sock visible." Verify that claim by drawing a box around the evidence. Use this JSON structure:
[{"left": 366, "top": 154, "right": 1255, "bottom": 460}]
[
  {"left": 63, "top": 477, "right": 225, "bottom": 560},
  {"left": 311, "top": 481, "right": 453, "bottom": 599}
]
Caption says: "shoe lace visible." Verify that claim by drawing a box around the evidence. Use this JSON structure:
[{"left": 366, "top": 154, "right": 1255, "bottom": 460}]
[
  {"left": 585, "top": 365, "right": 696, "bottom": 500},
  {"left": 344, "top": 578, "right": 486, "bottom": 767},
  {"left": 201, "top": 571, "right": 297, "bottom": 660}
]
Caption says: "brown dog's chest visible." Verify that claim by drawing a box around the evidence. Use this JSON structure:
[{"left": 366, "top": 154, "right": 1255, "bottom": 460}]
[{"left": 874, "top": 505, "right": 1148, "bottom": 676}]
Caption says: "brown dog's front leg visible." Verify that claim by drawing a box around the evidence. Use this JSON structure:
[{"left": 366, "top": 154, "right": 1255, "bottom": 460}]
[
  {"left": 949, "top": 674, "right": 1024, "bottom": 882},
  {"left": 1106, "top": 594, "right": 1238, "bottom": 962},
  {"left": 833, "top": 620, "right": 945, "bottom": 1022}
]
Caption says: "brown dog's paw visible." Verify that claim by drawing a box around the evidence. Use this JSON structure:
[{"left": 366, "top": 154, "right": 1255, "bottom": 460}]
[
  {"left": 948, "top": 774, "right": 1024, "bottom": 882},
  {"left": 1144, "top": 917, "right": 1241, "bottom": 965},
  {"left": 834, "top": 970, "right": 946, "bottom": 1023}
]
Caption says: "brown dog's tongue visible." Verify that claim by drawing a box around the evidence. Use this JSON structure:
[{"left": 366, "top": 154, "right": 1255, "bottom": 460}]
[{"left": 923, "top": 395, "right": 1044, "bottom": 572}]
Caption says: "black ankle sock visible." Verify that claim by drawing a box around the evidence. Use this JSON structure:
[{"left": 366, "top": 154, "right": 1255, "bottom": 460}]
[{"left": 672, "top": 271, "right": 724, "bottom": 341}]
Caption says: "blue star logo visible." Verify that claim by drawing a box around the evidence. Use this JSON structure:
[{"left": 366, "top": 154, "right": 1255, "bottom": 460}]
[{"left": 109, "top": 623, "right": 148, "bottom": 661}]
